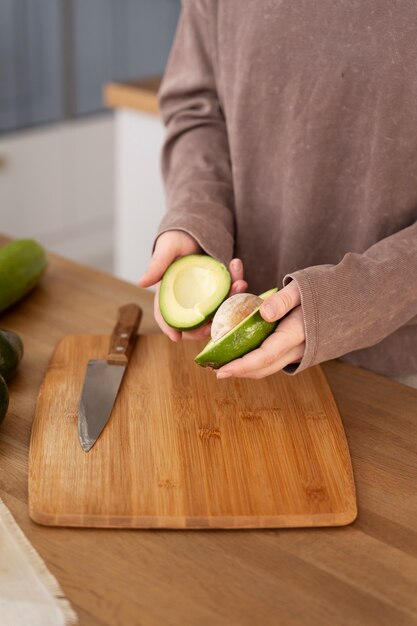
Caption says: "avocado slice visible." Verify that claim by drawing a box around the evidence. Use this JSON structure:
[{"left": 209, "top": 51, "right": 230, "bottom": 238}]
[
  {"left": 195, "top": 288, "right": 279, "bottom": 369},
  {"left": 159, "top": 255, "right": 231, "bottom": 330}
]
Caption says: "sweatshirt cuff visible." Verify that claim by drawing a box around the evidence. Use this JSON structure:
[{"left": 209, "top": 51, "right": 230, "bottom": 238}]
[
  {"left": 155, "top": 202, "right": 234, "bottom": 265},
  {"left": 282, "top": 270, "right": 321, "bottom": 375}
]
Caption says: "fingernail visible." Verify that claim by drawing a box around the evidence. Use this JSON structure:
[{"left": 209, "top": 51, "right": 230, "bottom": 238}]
[
  {"left": 217, "top": 371, "right": 231, "bottom": 379},
  {"left": 231, "top": 259, "right": 241, "bottom": 269},
  {"left": 262, "top": 303, "right": 275, "bottom": 320}
]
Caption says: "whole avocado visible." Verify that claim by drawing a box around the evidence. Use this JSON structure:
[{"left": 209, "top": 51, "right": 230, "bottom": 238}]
[
  {"left": 0, "top": 374, "right": 9, "bottom": 425},
  {"left": 0, "top": 329, "right": 24, "bottom": 381}
]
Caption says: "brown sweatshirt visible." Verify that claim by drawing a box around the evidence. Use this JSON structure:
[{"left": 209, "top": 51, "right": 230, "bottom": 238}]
[{"left": 156, "top": 0, "right": 417, "bottom": 377}]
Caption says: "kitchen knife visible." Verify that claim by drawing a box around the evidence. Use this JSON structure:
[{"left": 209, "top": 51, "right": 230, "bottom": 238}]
[{"left": 78, "top": 303, "right": 142, "bottom": 452}]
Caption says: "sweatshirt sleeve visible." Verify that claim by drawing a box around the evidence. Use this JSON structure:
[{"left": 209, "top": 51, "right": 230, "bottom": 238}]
[
  {"left": 155, "top": 0, "right": 235, "bottom": 264},
  {"left": 284, "top": 220, "right": 417, "bottom": 373}
]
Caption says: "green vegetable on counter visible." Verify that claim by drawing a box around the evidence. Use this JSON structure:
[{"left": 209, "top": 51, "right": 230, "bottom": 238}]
[
  {"left": 0, "top": 239, "right": 47, "bottom": 313},
  {"left": 0, "top": 329, "right": 23, "bottom": 426},
  {"left": 0, "top": 374, "right": 9, "bottom": 426},
  {"left": 0, "top": 329, "right": 24, "bottom": 382}
]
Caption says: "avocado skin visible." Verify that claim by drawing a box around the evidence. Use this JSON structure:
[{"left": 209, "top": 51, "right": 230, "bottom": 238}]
[
  {"left": 0, "top": 240, "right": 48, "bottom": 313},
  {"left": 165, "top": 302, "right": 227, "bottom": 331},
  {"left": 195, "top": 310, "right": 278, "bottom": 369},
  {"left": 0, "top": 329, "right": 24, "bottom": 382},
  {"left": 0, "top": 374, "right": 9, "bottom": 426}
]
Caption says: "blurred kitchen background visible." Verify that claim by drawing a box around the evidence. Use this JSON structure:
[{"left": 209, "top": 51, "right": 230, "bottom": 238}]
[{"left": 0, "top": 0, "right": 180, "bottom": 281}]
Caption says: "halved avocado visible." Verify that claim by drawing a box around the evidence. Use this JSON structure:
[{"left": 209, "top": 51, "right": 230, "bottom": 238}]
[
  {"left": 195, "top": 288, "right": 278, "bottom": 369},
  {"left": 159, "top": 255, "right": 231, "bottom": 330}
]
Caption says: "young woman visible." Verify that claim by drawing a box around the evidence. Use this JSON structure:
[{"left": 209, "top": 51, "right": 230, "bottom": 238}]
[{"left": 140, "top": 1, "right": 417, "bottom": 386}]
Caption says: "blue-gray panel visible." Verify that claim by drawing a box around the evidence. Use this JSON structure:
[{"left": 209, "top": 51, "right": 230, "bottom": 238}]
[
  {"left": 13, "top": 0, "right": 32, "bottom": 127},
  {"left": 73, "top": 0, "right": 115, "bottom": 115},
  {"left": 0, "top": 0, "right": 63, "bottom": 132},
  {"left": 0, "top": 0, "right": 18, "bottom": 130},
  {"left": 74, "top": 0, "right": 180, "bottom": 115},
  {"left": 26, "top": 0, "right": 63, "bottom": 125},
  {"left": 113, "top": 0, "right": 181, "bottom": 80},
  {"left": 0, "top": 0, "right": 181, "bottom": 130}
]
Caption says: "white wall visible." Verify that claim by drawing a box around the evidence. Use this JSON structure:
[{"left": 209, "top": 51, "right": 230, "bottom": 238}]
[
  {"left": 0, "top": 115, "right": 115, "bottom": 271},
  {"left": 0, "top": 108, "right": 169, "bottom": 279},
  {"left": 114, "top": 108, "right": 165, "bottom": 283}
]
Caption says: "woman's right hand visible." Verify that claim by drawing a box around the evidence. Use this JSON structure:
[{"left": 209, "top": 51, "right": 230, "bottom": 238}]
[{"left": 139, "top": 230, "right": 248, "bottom": 342}]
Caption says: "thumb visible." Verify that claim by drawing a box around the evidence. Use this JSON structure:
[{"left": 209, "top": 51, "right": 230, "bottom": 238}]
[
  {"left": 260, "top": 281, "right": 301, "bottom": 321},
  {"left": 139, "top": 239, "right": 177, "bottom": 288}
]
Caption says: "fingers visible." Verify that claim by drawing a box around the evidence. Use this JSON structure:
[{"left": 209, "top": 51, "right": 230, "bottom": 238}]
[
  {"left": 230, "top": 279, "right": 248, "bottom": 295},
  {"left": 139, "top": 230, "right": 201, "bottom": 288},
  {"left": 216, "top": 305, "right": 305, "bottom": 379},
  {"left": 139, "top": 240, "right": 176, "bottom": 288},
  {"left": 153, "top": 282, "right": 182, "bottom": 342},
  {"left": 260, "top": 281, "right": 301, "bottom": 322},
  {"left": 229, "top": 343, "right": 305, "bottom": 380},
  {"left": 139, "top": 261, "right": 165, "bottom": 288},
  {"left": 229, "top": 258, "right": 248, "bottom": 295},
  {"left": 229, "top": 258, "right": 244, "bottom": 283},
  {"left": 182, "top": 323, "right": 212, "bottom": 341}
]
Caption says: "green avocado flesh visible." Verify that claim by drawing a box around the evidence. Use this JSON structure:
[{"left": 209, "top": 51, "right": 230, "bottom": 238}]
[
  {"left": 195, "top": 288, "right": 278, "bottom": 369},
  {"left": 159, "top": 255, "right": 231, "bottom": 330}
]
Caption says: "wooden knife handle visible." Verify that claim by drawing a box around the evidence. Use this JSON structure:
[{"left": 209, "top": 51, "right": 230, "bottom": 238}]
[{"left": 107, "top": 304, "right": 142, "bottom": 365}]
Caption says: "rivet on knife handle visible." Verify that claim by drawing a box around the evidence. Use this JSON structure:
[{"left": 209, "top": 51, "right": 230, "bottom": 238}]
[{"left": 107, "top": 304, "right": 142, "bottom": 365}]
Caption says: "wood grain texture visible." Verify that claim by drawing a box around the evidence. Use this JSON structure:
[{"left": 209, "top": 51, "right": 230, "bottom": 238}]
[
  {"left": 2, "top": 234, "right": 417, "bottom": 626},
  {"left": 104, "top": 78, "right": 161, "bottom": 115},
  {"left": 29, "top": 336, "right": 356, "bottom": 529},
  {"left": 106, "top": 303, "right": 142, "bottom": 364}
]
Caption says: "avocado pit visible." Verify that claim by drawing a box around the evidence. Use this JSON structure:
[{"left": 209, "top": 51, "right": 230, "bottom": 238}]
[
  {"left": 195, "top": 288, "right": 278, "bottom": 369},
  {"left": 211, "top": 293, "right": 263, "bottom": 342}
]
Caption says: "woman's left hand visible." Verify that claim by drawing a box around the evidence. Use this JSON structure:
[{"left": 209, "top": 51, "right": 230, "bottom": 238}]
[{"left": 216, "top": 281, "right": 306, "bottom": 380}]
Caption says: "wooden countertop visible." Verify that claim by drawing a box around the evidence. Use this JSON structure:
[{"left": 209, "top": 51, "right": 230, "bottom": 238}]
[
  {"left": 1, "top": 234, "right": 417, "bottom": 625},
  {"left": 104, "top": 77, "right": 161, "bottom": 115}
]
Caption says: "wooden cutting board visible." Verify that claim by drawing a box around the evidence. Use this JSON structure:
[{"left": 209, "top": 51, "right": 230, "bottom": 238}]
[{"left": 29, "top": 334, "right": 357, "bottom": 528}]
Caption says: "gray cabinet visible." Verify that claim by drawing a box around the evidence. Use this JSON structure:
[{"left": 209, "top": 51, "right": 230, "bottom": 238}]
[
  {"left": 0, "top": 0, "right": 63, "bottom": 130},
  {"left": 0, "top": 0, "right": 180, "bottom": 132},
  {"left": 74, "top": 0, "right": 179, "bottom": 114}
]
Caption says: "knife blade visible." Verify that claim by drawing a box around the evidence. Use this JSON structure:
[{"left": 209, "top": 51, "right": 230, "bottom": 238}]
[{"left": 78, "top": 303, "right": 142, "bottom": 452}]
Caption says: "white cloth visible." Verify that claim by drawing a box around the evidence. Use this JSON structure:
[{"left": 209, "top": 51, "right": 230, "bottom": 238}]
[{"left": 0, "top": 499, "right": 77, "bottom": 626}]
